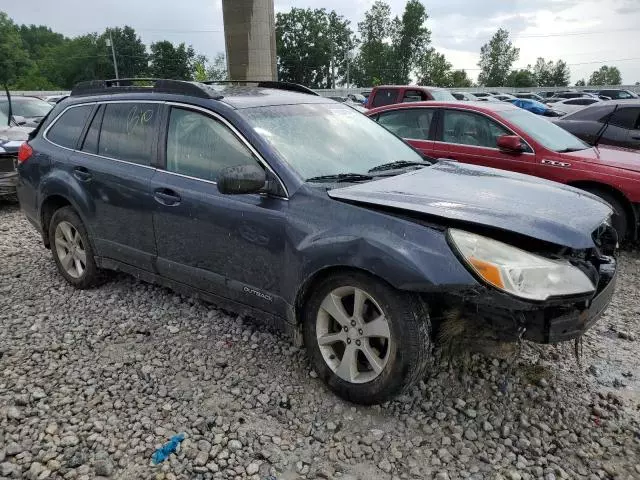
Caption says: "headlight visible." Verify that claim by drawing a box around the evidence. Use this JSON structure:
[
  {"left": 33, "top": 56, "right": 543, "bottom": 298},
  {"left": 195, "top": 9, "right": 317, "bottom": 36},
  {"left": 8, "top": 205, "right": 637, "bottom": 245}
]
[{"left": 449, "top": 229, "right": 595, "bottom": 301}]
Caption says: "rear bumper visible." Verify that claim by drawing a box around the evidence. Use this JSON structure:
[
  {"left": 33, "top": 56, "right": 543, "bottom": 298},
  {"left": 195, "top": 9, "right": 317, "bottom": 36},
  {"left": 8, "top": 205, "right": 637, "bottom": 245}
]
[{"left": 439, "top": 255, "right": 617, "bottom": 344}]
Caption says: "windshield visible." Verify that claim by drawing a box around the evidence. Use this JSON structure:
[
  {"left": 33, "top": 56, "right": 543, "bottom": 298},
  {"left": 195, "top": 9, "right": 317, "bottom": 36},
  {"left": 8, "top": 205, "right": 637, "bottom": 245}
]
[
  {"left": 241, "top": 103, "right": 425, "bottom": 179},
  {"left": 430, "top": 89, "right": 456, "bottom": 101},
  {"left": 501, "top": 109, "right": 589, "bottom": 152},
  {"left": 0, "top": 97, "right": 53, "bottom": 118}
]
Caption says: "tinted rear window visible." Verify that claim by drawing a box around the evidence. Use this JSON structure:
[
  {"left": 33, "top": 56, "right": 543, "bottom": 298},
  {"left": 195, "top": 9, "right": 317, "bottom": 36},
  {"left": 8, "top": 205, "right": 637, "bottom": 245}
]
[
  {"left": 98, "top": 103, "right": 159, "bottom": 166},
  {"left": 371, "top": 89, "right": 398, "bottom": 108},
  {"left": 46, "top": 105, "right": 93, "bottom": 149}
]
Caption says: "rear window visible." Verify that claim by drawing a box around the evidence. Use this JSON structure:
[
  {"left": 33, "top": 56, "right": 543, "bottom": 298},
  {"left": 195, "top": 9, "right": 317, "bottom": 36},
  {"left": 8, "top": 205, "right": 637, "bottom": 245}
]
[
  {"left": 98, "top": 103, "right": 159, "bottom": 166},
  {"left": 371, "top": 89, "right": 398, "bottom": 108},
  {"left": 46, "top": 105, "right": 93, "bottom": 149}
]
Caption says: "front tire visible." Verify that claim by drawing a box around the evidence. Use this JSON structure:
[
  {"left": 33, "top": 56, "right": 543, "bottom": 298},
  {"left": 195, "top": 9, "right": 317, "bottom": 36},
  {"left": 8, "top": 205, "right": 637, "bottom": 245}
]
[
  {"left": 49, "top": 206, "right": 102, "bottom": 289},
  {"left": 302, "top": 272, "right": 432, "bottom": 404},
  {"left": 582, "top": 188, "right": 628, "bottom": 241}
]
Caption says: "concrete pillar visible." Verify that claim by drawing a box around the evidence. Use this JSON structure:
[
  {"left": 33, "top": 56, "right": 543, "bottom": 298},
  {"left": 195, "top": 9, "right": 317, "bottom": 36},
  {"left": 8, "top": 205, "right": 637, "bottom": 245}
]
[{"left": 222, "top": 0, "right": 277, "bottom": 81}]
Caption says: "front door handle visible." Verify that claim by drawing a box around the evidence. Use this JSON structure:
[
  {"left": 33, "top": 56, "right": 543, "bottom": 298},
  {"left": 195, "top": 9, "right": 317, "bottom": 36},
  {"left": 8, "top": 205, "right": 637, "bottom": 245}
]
[
  {"left": 154, "top": 188, "right": 181, "bottom": 206},
  {"left": 73, "top": 166, "right": 92, "bottom": 182}
]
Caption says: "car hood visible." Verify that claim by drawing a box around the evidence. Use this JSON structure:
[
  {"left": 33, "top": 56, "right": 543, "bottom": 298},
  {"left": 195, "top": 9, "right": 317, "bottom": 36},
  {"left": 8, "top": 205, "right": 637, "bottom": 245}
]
[
  {"left": 327, "top": 161, "right": 612, "bottom": 249},
  {"left": 564, "top": 146, "right": 640, "bottom": 173}
]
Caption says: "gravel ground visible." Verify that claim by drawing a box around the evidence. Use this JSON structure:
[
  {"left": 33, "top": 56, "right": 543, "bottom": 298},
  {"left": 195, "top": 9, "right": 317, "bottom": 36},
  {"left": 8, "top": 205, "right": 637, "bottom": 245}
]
[{"left": 1, "top": 202, "right": 639, "bottom": 480}]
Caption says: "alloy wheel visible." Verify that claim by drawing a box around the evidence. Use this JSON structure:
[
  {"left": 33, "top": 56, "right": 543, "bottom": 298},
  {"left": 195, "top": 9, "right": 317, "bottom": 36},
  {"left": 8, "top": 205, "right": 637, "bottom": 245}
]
[
  {"left": 316, "top": 286, "right": 392, "bottom": 384},
  {"left": 54, "top": 221, "right": 87, "bottom": 279}
]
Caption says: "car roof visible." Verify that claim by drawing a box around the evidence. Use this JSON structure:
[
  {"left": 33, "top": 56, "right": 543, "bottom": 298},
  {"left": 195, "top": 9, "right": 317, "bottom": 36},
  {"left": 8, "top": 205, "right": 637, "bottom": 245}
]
[
  {"left": 373, "top": 85, "right": 449, "bottom": 91},
  {"left": 367, "top": 100, "right": 520, "bottom": 115}
]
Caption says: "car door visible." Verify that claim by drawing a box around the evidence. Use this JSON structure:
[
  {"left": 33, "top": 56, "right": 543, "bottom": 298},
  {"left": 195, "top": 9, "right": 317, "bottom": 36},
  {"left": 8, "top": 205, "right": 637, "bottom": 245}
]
[
  {"left": 376, "top": 108, "right": 437, "bottom": 157},
  {"left": 439, "top": 108, "right": 534, "bottom": 175},
  {"left": 604, "top": 107, "right": 640, "bottom": 148},
  {"left": 151, "top": 104, "right": 288, "bottom": 314},
  {"left": 62, "top": 102, "right": 159, "bottom": 271}
]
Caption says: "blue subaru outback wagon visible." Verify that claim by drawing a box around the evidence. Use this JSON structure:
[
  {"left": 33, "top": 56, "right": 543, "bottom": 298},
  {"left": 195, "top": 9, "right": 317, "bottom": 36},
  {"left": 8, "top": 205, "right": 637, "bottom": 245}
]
[{"left": 16, "top": 79, "right": 617, "bottom": 404}]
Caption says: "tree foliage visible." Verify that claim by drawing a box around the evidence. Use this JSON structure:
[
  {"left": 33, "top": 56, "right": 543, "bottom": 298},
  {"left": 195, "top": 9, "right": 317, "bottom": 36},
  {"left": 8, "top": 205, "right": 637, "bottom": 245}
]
[
  {"left": 390, "top": 0, "right": 430, "bottom": 84},
  {"left": 0, "top": 12, "right": 31, "bottom": 87},
  {"left": 103, "top": 26, "right": 148, "bottom": 78},
  {"left": 417, "top": 48, "right": 451, "bottom": 86},
  {"left": 477, "top": 28, "right": 519, "bottom": 87},
  {"left": 149, "top": 41, "right": 196, "bottom": 80},
  {"left": 449, "top": 70, "right": 473, "bottom": 88},
  {"left": 276, "top": 8, "right": 354, "bottom": 88},
  {"left": 206, "top": 53, "right": 228, "bottom": 81},
  {"left": 532, "top": 57, "right": 570, "bottom": 87},
  {"left": 589, "top": 66, "right": 622, "bottom": 86},
  {"left": 575, "top": 79, "right": 586, "bottom": 87},
  {"left": 505, "top": 68, "right": 537, "bottom": 88}
]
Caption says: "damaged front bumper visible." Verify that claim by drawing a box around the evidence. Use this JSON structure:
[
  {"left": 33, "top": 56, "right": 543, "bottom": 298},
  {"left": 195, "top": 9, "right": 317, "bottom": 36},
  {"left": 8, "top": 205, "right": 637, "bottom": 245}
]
[{"left": 438, "top": 254, "right": 617, "bottom": 344}]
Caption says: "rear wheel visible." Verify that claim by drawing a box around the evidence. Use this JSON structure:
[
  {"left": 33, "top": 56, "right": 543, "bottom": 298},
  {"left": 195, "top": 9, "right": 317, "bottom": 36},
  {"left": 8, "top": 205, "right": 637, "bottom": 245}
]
[
  {"left": 49, "top": 207, "right": 103, "bottom": 289},
  {"left": 582, "top": 188, "right": 628, "bottom": 241},
  {"left": 302, "top": 272, "right": 432, "bottom": 404}
]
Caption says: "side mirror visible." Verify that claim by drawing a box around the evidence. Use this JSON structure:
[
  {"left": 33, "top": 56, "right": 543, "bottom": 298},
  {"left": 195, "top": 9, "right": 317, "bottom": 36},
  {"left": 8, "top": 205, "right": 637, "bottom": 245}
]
[
  {"left": 217, "top": 164, "right": 266, "bottom": 195},
  {"left": 497, "top": 135, "right": 525, "bottom": 154}
]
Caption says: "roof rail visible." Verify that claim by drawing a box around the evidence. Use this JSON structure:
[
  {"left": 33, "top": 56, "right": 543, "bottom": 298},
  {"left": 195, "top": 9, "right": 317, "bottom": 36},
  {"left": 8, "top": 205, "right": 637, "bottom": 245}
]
[
  {"left": 202, "top": 80, "right": 319, "bottom": 96},
  {"left": 70, "top": 78, "right": 224, "bottom": 100}
]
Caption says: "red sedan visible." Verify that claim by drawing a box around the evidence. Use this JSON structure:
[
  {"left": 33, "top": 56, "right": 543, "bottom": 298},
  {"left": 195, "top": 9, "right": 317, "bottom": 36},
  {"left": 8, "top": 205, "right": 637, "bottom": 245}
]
[{"left": 366, "top": 101, "right": 640, "bottom": 240}]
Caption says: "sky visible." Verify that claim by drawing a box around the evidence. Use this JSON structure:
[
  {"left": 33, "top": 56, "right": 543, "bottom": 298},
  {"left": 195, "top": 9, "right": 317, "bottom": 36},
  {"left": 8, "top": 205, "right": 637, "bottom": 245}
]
[{"left": 3, "top": 0, "right": 640, "bottom": 85}]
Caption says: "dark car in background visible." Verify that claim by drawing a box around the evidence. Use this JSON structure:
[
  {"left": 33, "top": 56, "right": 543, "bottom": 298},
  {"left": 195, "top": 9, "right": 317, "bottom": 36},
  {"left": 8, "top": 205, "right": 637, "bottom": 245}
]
[
  {"left": 0, "top": 103, "right": 34, "bottom": 198},
  {"left": 553, "top": 100, "right": 640, "bottom": 151},
  {"left": 367, "top": 100, "right": 640, "bottom": 240},
  {"left": 0, "top": 96, "right": 53, "bottom": 127},
  {"left": 16, "top": 79, "right": 618, "bottom": 404},
  {"left": 596, "top": 89, "right": 638, "bottom": 100},
  {"left": 366, "top": 85, "right": 456, "bottom": 109}
]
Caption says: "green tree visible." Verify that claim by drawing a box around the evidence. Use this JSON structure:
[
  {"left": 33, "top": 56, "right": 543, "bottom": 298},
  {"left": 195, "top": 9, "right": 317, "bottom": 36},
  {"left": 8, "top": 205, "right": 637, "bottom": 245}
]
[
  {"left": 449, "top": 69, "right": 473, "bottom": 88},
  {"left": 477, "top": 28, "right": 519, "bottom": 87},
  {"left": 149, "top": 41, "right": 195, "bottom": 80},
  {"left": 505, "top": 68, "right": 537, "bottom": 88},
  {"left": 101, "top": 26, "right": 148, "bottom": 78},
  {"left": 390, "top": 0, "right": 430, "bottom": 84},
  {"left": 417, "top": 48, "right": 451, "bottom": 86},
  {"left": 0, "top": 12, "right": 31, "bottom": 88},
  {"left": 206, "top": 53, "right": 228, "bottom": 81},
  {"left": 588, "top": 65, "right": 622, "bottom": 86},
  {"left": 575, "top": 79, "right": 586, "bottom": 87},
  {"left": 533, "top": 57, "right": 570, "bottom": 86},
  {"left": 276, "top": 8, "right": 354, "bottom": 88},
  {"left": 550, "top": 60, "right": 570, "bottom": 86},
  {"left": 351, "top": 1, "right": 395, "bottom": 86}
]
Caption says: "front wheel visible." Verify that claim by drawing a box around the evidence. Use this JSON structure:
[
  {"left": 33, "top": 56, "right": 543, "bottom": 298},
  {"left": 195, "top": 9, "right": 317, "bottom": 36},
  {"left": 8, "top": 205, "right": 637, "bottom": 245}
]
[
  {"left": 582, "top": 188, "right": 628, "bottom": 241},
  {"left": 302, "top": 272, "right": 432, "bottom": 404}
]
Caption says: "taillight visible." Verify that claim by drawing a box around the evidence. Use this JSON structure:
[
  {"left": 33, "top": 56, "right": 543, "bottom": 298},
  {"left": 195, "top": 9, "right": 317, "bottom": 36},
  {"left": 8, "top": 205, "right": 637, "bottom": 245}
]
[{"left": 17, "top": 143, "right": 33, "bottom": 163}]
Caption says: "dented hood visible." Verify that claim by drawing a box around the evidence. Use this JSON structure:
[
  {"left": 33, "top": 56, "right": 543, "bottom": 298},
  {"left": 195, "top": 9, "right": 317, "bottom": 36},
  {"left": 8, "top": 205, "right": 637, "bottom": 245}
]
[{"left": 327, "top": 161, "right": 612, "bottom": 249}]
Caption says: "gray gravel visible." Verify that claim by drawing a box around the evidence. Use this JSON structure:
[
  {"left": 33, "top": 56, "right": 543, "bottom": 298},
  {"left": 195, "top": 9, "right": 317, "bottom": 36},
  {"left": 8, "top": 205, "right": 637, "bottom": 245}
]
[{"left": 1, "top": 202, "right": 640, "bottom": 480}]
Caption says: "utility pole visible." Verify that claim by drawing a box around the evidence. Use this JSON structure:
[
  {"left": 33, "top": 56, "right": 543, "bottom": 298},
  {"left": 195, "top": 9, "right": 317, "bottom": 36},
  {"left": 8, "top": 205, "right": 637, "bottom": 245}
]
[
  {"left": 106, "top": 31, "right": 119, "bottom": 80},
  {"left": 330, "top": 39, "right": 335, "bottom": 90},
  {"left": 346, "top": 52, "right": 350, "bottom": 89}
]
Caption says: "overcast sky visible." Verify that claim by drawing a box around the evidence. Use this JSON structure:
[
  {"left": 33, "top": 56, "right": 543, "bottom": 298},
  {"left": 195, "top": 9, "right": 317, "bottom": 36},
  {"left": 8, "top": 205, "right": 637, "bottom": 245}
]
[{"left": 4, "top": 0, "right": 640, "bottom": 84}]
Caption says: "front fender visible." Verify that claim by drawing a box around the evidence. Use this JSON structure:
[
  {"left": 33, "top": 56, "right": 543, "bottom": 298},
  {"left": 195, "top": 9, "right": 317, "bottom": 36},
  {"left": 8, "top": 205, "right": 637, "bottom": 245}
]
[{"left": 290, "top": 222, "right": 478, "bottom": 305}]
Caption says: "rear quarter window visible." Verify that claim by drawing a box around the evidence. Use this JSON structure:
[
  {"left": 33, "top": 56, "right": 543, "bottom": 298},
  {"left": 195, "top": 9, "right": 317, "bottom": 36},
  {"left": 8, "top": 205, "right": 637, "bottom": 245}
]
[{"left": 46, "top": 105, "right": 93, "bottom": 149}]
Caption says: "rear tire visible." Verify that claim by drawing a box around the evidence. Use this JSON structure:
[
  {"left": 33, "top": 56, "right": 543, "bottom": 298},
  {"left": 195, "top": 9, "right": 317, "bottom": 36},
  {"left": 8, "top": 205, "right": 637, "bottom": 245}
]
[
  {"left": 302, "top": 272, "right": 432, "bottom": 404},
  {"left": 582, "top": 188, "right": 628, "bottom": 241},
  {"left": 49, "top": 206, "right": 103, "bottom": 289}
]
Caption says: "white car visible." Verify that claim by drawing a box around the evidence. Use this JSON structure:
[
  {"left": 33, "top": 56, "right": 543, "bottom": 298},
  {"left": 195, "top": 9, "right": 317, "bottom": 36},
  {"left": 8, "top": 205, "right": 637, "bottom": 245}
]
[{"left": 551, "top": 97, "right": 602, "bottom": 115}]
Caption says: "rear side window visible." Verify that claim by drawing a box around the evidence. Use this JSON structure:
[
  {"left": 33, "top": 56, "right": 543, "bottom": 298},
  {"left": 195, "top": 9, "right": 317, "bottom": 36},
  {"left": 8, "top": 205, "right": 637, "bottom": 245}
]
[
  {"left": 166, "top": 107, "right": 260, "bottom": 182},
  {"left": 98, "top": 103, "right": 159, "bottom": 165},
  {"left": 372, "top": 89, "right": 398, "bottom": 108},
  {"left": 46, "top": 105, "right": 92, "bottom": 149},
  {"left": 81, "top": 105, "right": 104, "bottom": 154},
  {"left": 377, "top": 109, "right": 434, "bottom": 140}
]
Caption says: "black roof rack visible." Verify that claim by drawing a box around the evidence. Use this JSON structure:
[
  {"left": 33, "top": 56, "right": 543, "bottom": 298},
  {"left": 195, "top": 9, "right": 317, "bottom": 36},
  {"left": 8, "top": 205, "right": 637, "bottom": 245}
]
[
  {"left": 202, "top": 80, "right": 319, "bottom": 96},
  {"left": 70, "top": 78, "right": 224, "bottom": 100}
]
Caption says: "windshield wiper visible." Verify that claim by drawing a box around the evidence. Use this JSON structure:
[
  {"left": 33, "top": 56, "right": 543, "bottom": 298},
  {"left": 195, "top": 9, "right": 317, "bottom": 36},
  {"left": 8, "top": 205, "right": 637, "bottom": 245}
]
[
  {"left": 593, "top": 104, "right": 619, "bottom": 148},
  {"left": 367, "top": 160, "right": 431, "bottom": 173},
  {"left": 306, "top": 173, "right": 373, "bottom": 183}
]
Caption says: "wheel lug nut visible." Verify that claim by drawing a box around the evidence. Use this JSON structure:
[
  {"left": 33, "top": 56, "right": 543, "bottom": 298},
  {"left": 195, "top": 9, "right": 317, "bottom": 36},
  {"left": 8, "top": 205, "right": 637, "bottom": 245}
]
[
  {"left": 343, "top": 326, "right": 349, "bottom": 332},
  {"left": 351, "top": 320, "right": 356, "bottom": 327},
  {"left": 358, "top": 329, "right": 363, "bottom": 335},
  {"left": 356, "top": 339, "right": 361, "bottom": 346},
  {"left": 346, "top": 338, "right": 351, "bottom": 344}
]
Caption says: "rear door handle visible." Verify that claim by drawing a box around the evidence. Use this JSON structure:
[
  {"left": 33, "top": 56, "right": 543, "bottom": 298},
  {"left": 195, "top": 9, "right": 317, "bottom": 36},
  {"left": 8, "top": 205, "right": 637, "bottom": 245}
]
[
  {"left": 154, "top": 188, "right": 181, "bottom": 206},
  {"left": 73, "top": 166, "right": 92, "bottom": 181}
]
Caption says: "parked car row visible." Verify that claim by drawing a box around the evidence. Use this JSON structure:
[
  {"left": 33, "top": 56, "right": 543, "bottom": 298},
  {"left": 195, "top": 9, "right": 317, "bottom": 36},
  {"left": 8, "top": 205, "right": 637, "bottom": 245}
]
[{"left": 15, "top": 79, "right": 619, "bottom": 404}]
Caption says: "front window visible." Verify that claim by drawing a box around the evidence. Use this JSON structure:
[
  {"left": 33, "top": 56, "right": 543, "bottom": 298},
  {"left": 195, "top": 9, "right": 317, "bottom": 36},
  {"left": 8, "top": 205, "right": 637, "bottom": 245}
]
[
  {"left": 501, "top": 109, "right": 589, "bottom": 152},
  {"left": 429, "top": 89, "right": 456, "bottom": 101},
  {"left": 241, "top": 103, "right": 425, "bottom": 179}
]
